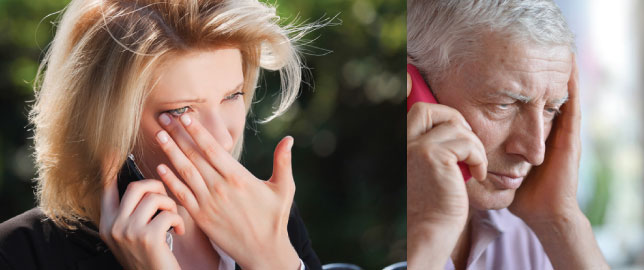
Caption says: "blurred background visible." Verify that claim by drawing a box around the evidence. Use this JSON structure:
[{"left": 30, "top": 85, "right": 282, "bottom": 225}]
[
  {"left": 555, "top": 0, "right": 644, "bottom": 268},
  {"left": 0, "top": 0, "right": 405, "bottom": 269}
]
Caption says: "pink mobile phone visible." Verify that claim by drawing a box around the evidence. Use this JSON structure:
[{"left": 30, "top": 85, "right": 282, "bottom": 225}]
[{"left": 407, "top": 64, "right": 472, "bottom": 182}]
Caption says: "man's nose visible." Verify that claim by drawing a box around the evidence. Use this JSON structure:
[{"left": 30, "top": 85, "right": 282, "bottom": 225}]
[
  {"left": 505, "top": 110, "right": 546, "bottom": 166},
  {"left": 201, "top": 110, "right": 234, "bottom": 153}
]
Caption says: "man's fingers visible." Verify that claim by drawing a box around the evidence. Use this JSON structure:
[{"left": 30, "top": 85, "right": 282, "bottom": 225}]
[
  {"left": 550, "top": 53, "right": 581, "bottom": 150},
  {"left": 563, "top": 54, "right": 581, "bottom": 134},
  {"left": 407, "top": 103, "right": 471, "bottom": 141},
  {"left": 407, "top": 72, "right": 412, "bottom": 97},
  {"left": 420, "top": 120, "right": 473, "bottom": 145},
  {"left": 438, "top": 139, "right": 488, "bottom": 181},
  {"left": 415, "top": 130, "right": 488, "bottom": 182}
]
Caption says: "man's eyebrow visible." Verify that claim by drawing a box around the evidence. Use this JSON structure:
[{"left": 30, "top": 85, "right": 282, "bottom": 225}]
[
  {"left": 160, "top": 82, "right": 244, "bottom": 105},
  {"left": 488, "top": 90, "right": 532, "bottom": 103},
  {"left": 487, "top": 90, "right": 569, "bottom": 105},
  {"left": 550, "top": 95, "right": 569, "bottom": 106}
]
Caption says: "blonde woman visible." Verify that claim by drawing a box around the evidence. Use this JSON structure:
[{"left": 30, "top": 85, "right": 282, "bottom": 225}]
[{"left": 0, "top": 0, "right": 321, "bottom": 269}]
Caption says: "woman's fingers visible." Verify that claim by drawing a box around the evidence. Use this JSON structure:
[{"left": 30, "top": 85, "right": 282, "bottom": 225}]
[
  {"left": 157, "top": 164, "right": 200, "bottom": 213},
  {"left": 156, "top": 129, "right": 210, "bottom": 201},
  {"left": 118, "top": 179, "right": 167, "bottom": 217},
  {"left": 268, "top": 136, "right": 295, "bottom": 195},
  {"left": 100, "top": 150, "right": 122, "bottom": 224},
  {"left": 175, "top": 114, "right": 244, "bottom": 178},
  {"left": 129, "top": 193, "right": 178, "bottom": 227},
  {"left": 100, "top": 170, "right": 120, "bottom": 235},
  {"left": 148, "top": 211, "right": 186, "bottom": 237},
  {"left": 158, "top": 113, "right": 223, "bottom": 187}
]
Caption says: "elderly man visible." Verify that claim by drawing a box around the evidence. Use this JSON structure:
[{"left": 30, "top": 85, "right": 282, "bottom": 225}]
[{"left": 407, "top": 0, "right": 608, "bottom": 269}]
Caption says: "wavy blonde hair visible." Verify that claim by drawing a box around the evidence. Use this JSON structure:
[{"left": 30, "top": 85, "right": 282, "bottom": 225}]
[{"left": 31, "top": 0, "right": 310, "bottom": 229}]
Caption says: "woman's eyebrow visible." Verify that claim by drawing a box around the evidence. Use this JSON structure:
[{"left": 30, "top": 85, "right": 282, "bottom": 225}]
[
  {"left": 224, "top": 82, "right": 244, "bottom": 95},
  {"left": 161, "top": 98, "right": 207, "bottom": 105},
  {"left": 161, "top": 82, "right": 244, "bottom": 105}
]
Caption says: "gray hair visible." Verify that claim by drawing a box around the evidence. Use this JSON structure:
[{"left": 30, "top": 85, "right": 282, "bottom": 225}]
[{"left": 407, "top": 0, "right": 575, "bottom": 83}]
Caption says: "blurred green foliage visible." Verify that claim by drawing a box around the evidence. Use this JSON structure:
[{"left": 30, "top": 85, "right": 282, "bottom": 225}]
[{"left": 0, "top": 0, "right": 405, "bottom": 268}]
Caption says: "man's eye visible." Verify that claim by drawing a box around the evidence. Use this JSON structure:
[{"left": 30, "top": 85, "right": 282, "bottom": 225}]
[
  {"left": 496, "top": 104, "right": 512, "bottom": 110},
  {"left": 545, "top": 107, "right": 561, "bottom": 116},
  {"left": 165, "top": 106, "right": 190, "bottom": 117},
  {"left": 224, "top": 91, "right": 245, "bottom": 101}
]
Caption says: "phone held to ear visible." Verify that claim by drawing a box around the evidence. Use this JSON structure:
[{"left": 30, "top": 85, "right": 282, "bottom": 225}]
[
  {"left": 117, "top": 154, "right": 174, "bottom": 249},
  {"left": 117, "top": 154, "right": 146, "bottom": 200},
  {"left": 407, "top": 64, "right": 472, "bottom": 182}
]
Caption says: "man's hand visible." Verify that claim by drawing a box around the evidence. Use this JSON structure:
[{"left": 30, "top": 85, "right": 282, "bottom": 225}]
[
  {"left": 509, "top": 55, "right": 609, "bottom": 269},
  {"left": 407, "top": 73, "right": 488, "bottom": 270}
]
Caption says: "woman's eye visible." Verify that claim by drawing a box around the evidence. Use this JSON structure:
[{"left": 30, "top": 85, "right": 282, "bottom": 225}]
[
  {"left": 165, "top": 106, "right": 190, "bottom": 117},
  {"left": 224, "top": 91, "right": 245, "bottom": 101}
]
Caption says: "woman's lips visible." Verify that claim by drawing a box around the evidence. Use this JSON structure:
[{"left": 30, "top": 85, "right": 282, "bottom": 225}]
[{"left": 488, "top": 172, "right": 525, "bottom": 190}]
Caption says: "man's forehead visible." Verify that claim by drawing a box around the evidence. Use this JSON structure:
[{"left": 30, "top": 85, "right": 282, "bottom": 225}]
[{"left": 464, "top": 36, "right": 573, "bottom": 102}]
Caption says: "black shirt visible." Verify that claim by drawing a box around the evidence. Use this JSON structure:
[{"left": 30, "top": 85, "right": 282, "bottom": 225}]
[{"left": 0, "top": 206, "right": 321, "bottom": 270}]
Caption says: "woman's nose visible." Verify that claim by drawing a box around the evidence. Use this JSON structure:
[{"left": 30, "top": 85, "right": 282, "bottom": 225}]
[{"left": 200, "top": 111, "right": 234, "bottom": 153}]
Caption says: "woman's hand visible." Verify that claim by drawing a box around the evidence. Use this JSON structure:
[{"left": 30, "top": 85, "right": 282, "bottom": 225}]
[
  {"left": 154, "top": 113, "right": 300, "bottom": 270},
  {"left": 99, "top": 161, "right": 186, "bottom": 270}
]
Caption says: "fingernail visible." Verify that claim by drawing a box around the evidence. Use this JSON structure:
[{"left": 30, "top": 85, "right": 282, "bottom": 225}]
[
  {"left": 158, "top": 165, "right": 167, "bottom": 175},
  {"left": 286, "top": 136, "right": 294, "bottom": 152},
  {"left": 159, "top": 113, "right": 171, "bottom": 126},
  {"left": 463, "top": 120, "right": 472, "bottom": 131},
  {"left": 157, "top": 130, "right": 169, "bottom": 143},
  {"left": 180, "top": 114, "right": 191, "bottom": 126}
]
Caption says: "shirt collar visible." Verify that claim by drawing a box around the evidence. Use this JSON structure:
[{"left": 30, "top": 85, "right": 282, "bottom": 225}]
[
  {"left": 209, "top": 239, "right": 236, "bottom": 270},
  {"left": 466, "top": 209, "right": 507, "bottom": 266}
]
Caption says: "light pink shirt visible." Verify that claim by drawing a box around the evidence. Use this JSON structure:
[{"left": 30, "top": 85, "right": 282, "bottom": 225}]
[{"left": 444, "top": 208, "right": 553, "bottom": 270}]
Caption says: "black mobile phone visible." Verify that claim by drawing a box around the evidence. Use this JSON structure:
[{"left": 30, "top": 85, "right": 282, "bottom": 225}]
[
  {"left": 116, "top": 154, "right": 173, "bottom": 242},
  {"left": 116, "top": 154, "right": 146, "bottom": 201}
]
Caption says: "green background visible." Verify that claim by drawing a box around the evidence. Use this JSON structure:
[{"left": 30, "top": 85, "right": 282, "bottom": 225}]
[{"left": 0, "top": 0, "right": 406, "bottom": 268}]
